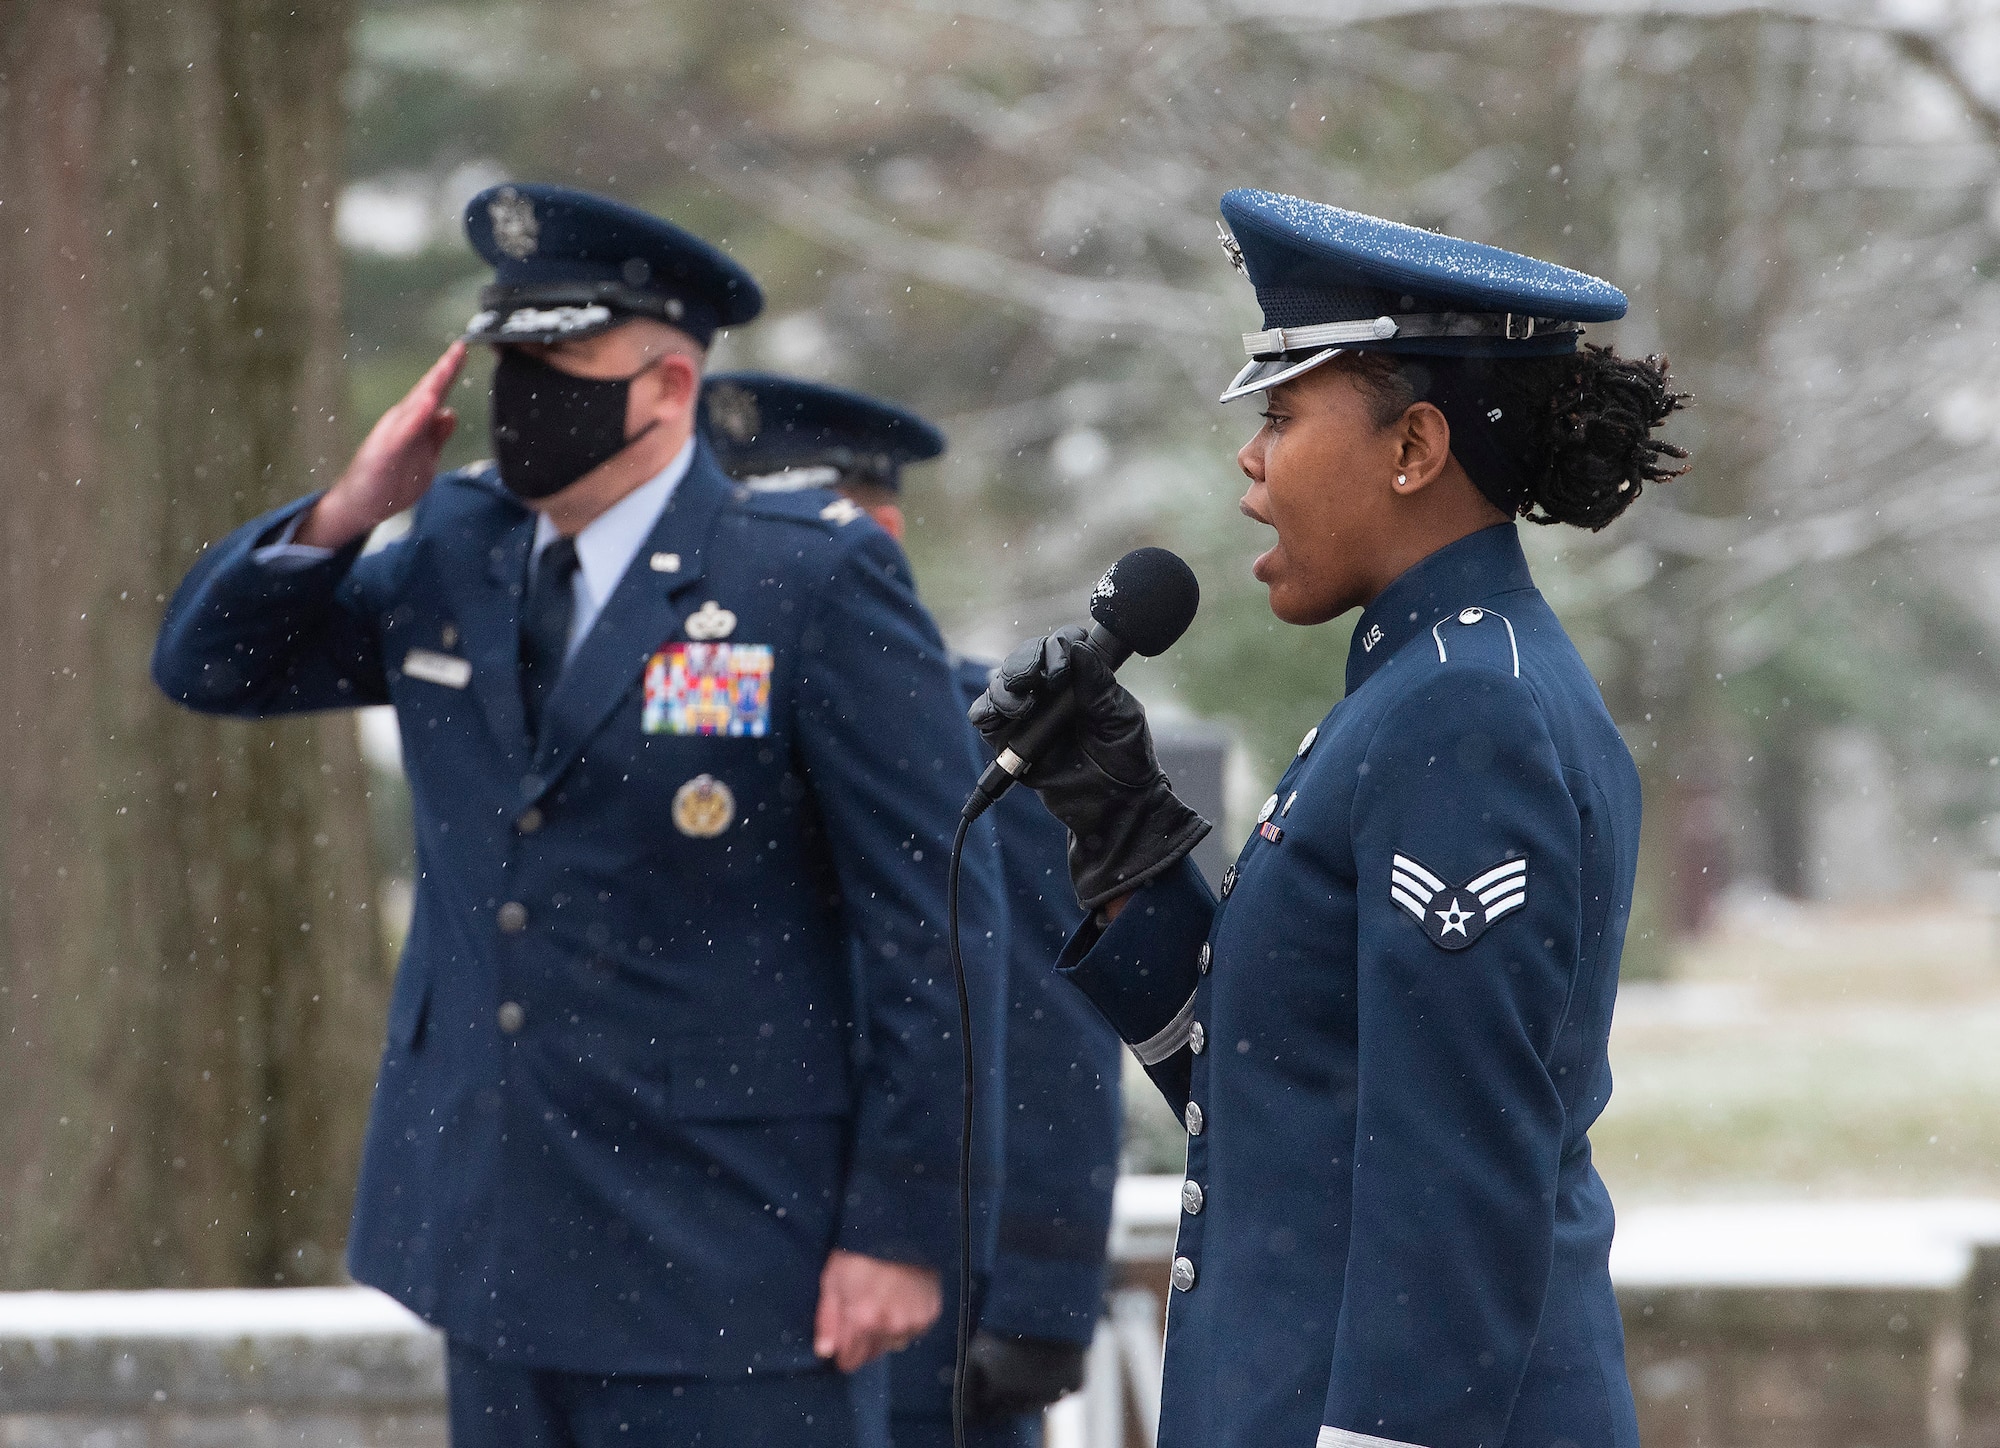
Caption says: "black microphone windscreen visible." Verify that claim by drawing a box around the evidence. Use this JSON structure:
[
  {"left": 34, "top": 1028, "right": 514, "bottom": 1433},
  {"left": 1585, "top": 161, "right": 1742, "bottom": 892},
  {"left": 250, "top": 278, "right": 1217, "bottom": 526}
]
[{"left": 1088, "top": 547, "right": 1200, "bottom": 657}]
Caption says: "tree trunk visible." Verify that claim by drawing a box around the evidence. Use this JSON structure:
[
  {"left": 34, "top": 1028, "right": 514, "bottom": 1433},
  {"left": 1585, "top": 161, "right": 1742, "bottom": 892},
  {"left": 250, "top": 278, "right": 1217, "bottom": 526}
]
[{"left": 0, "top": 0, "right": 383, "bottom": 1289}]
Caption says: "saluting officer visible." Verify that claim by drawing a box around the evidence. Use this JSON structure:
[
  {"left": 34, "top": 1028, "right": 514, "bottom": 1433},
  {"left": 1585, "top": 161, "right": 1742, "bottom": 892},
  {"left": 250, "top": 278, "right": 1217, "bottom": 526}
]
[
  {"left": 972, "top": 189, "right": 1688, "bottom": 1448},
  {"left": 152, "top": 184, "right": 1006, "bottom": 1448},
  {"left": 701, "top": 372, "right": 1123, "bottom": 1448}
]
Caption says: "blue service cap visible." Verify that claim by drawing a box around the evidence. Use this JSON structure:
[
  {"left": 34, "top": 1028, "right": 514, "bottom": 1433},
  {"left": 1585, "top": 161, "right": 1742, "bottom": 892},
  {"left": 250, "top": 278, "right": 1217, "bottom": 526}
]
[
  {"left": 460, "top": 183, "right": 762, "bottom": 349},
  {"left": 700, "top": 372, "right": 945, "bottom": 493},
  {"left": 1215, "top": 188, "right": 1626, "bottom": 402}
]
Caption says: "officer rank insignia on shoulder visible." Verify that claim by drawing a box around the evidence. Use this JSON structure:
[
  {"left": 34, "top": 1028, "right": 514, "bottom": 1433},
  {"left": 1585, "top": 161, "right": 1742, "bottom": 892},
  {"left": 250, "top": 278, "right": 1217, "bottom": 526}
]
[
  {"left": 1390, "top": 853, "right": 1528, "bottom": 951},
  {"left": 643, "top": 642, "right": 773, "bottom": 736}
]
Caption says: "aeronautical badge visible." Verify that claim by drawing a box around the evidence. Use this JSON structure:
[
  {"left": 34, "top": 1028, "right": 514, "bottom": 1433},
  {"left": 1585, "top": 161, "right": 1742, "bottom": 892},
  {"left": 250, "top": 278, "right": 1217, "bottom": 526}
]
[
  {"left": 488, "top": 186, "right": 539, "bottom": 260},
  {"left": 683, "top": 600, "right": 737, "bottom": 641},
  {"left": 1390, "top": 852, "right": 1528, "bottom": 952},
  {"left": 706, "top": 381, "right": 760, "bottom": 443},
  {"left": 672, "top": 774, "right": 737, "bottom": 838},
  {"left": 643, "top": 642, "right": 773, "bottom": 736}
]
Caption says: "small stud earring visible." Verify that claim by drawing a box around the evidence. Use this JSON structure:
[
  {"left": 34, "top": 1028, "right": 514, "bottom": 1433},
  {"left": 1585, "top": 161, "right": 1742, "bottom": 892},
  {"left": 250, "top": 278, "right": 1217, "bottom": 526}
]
[{"left": 1395, "top": 474, "right": 1408, "bottom": 488}]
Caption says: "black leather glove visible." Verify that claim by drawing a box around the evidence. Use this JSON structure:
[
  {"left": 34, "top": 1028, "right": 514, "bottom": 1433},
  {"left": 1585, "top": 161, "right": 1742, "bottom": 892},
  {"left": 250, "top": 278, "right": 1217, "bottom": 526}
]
[
  {"left": 963, "top": 1329, "right": 1089, "bottom": 1418},
  {"left": 968, "top": 625, "right": 1209, "bottom": 911}
]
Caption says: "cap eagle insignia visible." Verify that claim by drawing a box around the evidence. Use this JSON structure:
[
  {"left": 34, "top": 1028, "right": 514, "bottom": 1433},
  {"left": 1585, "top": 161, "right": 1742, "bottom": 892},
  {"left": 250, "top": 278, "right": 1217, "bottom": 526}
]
[
  {"left": 707, "top": 382, "right": 761, "bottom": 443},
  {"left": 1216, "top": 221, "right": 1247, "bottom": 273},
  {"left": 488, "top": 186, "right": 540, "bottom": 260}
]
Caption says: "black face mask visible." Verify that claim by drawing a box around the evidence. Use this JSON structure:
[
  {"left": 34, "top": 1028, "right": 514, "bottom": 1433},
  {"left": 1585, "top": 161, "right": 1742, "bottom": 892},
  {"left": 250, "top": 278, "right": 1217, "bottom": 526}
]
[{"left": 489, "top": 349, "right": 658, "bottom": 500}]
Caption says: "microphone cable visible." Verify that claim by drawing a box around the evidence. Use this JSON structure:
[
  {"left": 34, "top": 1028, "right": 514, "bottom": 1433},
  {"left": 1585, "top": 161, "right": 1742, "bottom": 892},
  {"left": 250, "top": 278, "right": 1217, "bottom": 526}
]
[{"left": 945, "top": 811, "right": 975, "bottom": 1448}]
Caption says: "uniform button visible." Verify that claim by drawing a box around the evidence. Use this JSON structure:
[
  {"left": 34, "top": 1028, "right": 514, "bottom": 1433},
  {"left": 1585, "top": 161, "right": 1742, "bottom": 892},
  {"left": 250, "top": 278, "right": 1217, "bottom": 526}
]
[
  {"left": 1181, "top": 1179, "right": 1205, "bottom": 1215},
  {"left": 497, "top": 1001, "right": 526, "bottom": 1034},
  {"left": 1189, "top": 1021, "right": 1206, "bottom": 1054},
  {"left": 515, "top": 807, "right": 544, "bottom": 835},
  {"left": 1257, "top": 793, "right": 1279, "bottom": 824},
  {"left": 497, "top": 901, "right": 529, "bottom": 933},
  {"left": 1170, "top": 1256, "right": 1197, "bottom": 1292},
  {"left": 1459, "top": 607, "right": 1485, "bottom": 624},
  {"left": 1296, "top": 726, "right": 1319, "bottom": 757},
  {"left": 1197, "top": 942, "right": 1212, "bottom": 974},
  {"left": 1184, "top": 1101, "right": 1204, "bottom": 1136},
  {"left": 1219, "top": 866, "right": 1237, "bottom": 899}
]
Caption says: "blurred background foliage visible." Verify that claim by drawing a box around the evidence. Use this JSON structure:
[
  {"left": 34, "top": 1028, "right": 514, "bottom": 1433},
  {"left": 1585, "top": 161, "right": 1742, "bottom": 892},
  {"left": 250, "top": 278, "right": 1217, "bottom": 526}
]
[
  {"left": 338, "top": 0, "right": 2000, "bottom": 971},
  {"left": 19, "top": 0, "right": 2000, "bottom": 1294}
]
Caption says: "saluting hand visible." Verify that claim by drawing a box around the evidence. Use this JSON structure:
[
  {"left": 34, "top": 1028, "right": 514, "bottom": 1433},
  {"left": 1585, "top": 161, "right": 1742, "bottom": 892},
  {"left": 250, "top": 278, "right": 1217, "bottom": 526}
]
[
  {"left": 813, "top": 1248, "right": 941, "bottom": 1372},
  {"left": 296, "top": 342, "right": 467, "bottom": 548}
]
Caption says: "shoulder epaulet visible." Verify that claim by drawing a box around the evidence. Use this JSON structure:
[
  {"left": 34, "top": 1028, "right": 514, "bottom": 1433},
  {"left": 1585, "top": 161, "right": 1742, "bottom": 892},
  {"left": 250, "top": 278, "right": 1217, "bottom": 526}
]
[
  {"left": 733, "top": 482, "right": 873, "bottom": 534},
  {"left": 1427, "top": 605, "right": 1520, "bottom": 678},
  {"left": 438, "top": 459, "right": 504, "bottom": 492}
]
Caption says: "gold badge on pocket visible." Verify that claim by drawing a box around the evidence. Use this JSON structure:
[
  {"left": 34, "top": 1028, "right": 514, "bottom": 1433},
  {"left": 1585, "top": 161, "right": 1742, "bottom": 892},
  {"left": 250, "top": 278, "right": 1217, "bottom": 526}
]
[{"left": 672, "top": 774, "right": 736, "bottom": 838}]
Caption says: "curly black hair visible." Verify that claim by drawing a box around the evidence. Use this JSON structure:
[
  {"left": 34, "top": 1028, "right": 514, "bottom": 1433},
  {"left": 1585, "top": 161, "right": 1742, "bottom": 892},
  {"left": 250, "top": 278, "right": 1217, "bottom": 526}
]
[{"left": 1347, "top": 346, "right": 1689, "bottom": 531}]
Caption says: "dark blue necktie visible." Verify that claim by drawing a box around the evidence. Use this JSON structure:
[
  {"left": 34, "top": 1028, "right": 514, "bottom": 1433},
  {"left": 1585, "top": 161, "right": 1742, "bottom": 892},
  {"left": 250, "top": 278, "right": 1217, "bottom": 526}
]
[{"left": 520, "top": 535, "right": 579, "bottom": 741}]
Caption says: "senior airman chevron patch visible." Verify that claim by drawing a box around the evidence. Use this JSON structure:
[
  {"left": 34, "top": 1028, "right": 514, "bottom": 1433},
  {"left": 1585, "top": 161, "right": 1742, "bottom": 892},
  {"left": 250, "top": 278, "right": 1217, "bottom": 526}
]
[{"left": 1390, "top": 852, "right": 1528, "bottom": 952}]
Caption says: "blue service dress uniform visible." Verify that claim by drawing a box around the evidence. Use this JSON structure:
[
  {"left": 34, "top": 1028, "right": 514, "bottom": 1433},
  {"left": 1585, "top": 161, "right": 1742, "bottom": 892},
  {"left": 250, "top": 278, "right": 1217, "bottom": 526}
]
[
  {"left": 151, "top": 444, "right": 1008, "bottom": 1398},
  {"left": 1057, "top": 524, "right": 1642, "bottom": 1448},
  {"left": 883, "top": 661, "right": 1124, "bottom": 1448}
]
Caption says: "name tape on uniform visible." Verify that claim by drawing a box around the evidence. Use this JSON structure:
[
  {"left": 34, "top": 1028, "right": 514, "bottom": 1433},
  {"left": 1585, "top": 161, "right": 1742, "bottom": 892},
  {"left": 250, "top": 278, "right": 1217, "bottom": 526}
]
[
  {"left": 402, "top": 648, "right": 472, "bottom": 689},
  {"left": 643, "top": 642, "right": 773, "bottom": 737}
]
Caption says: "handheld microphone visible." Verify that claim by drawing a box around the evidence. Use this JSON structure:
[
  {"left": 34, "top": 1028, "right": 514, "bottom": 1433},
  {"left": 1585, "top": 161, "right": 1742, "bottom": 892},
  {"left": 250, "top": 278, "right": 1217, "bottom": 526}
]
[
  {"left": 963, "top": 546, "right": 1200, "bottom": 822},
  {"left": 944, "top": 544, "right": 1199, "bottom": 1448}
]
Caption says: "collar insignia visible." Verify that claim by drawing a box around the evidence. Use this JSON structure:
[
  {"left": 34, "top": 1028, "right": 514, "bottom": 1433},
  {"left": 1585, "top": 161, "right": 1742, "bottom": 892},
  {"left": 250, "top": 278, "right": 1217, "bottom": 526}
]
[{"left": 1391, "top": 852, "right": 1527, "bottom": 951}]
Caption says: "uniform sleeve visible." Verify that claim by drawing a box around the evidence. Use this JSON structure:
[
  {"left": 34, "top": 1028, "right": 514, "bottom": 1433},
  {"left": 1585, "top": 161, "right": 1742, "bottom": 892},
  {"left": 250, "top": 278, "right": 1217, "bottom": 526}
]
[
  {"left": 793, "top": 528, "right": 1009, "bottom": 1274},
  {"left": 979, "top": 782, "right": 1123, "bottom": 1343},
  {"left": 1321, "top": 669, "right": 1580, "bottom": 1448},
  {"left": 152, "top": 493, "right": 392, "bottom": 716},
  {"left": 1055, "top": 853, "right": 1215, "bottom": 1113}
]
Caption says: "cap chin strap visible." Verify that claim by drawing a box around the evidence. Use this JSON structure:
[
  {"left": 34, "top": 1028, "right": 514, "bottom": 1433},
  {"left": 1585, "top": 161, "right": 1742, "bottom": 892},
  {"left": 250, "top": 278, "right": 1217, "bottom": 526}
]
[
  {"left": 1241, "top": 312, "right": 1577, "bottom": 360},
  {"left": 1220, "top": 311, "right": 1585, "bottom": 403}
]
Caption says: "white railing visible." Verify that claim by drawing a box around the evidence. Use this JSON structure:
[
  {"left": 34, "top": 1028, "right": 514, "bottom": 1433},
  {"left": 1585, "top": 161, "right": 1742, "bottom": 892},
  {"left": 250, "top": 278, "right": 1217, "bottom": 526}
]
[{"left": 7, "top": 1184, "right": 2000, "bottom": 1448}]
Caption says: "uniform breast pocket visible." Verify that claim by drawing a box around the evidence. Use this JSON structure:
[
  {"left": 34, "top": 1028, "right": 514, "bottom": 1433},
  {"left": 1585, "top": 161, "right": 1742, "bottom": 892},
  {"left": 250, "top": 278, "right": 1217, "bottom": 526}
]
[{"left": 667, "top": 1036, "right": 853, "bottom": 1122}]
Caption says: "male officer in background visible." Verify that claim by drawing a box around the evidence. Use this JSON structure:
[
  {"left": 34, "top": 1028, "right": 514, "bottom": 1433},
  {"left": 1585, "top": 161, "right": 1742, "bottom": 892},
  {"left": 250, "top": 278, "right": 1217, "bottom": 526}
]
[
  {"left": 702, "top": 372, "right": 1124, "bottom": 1448},
  {"left": 153, "top": 185, "right": 1006, "bottom": 1447}
]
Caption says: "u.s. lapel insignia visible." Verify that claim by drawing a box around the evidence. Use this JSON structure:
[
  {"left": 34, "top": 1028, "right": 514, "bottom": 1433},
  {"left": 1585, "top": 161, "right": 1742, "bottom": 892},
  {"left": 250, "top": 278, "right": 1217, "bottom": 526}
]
[
  {"left": 672, "top": 774, "right": 736, "bottom": 838},
  {"left": 1390, "top": 852, "right": 1527, "bottom": 951},
  {"left": 684, "top": 600, "right": 737, "bottom": 641},
  {"left": 488, "top": 186, "right": 539, "bottom": 260}
]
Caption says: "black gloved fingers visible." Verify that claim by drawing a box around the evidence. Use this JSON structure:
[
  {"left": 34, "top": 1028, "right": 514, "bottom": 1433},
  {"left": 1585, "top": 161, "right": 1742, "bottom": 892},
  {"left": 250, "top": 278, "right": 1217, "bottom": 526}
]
[
  {"left": 963, "top": 1330, "right": 1090, "bottom": 1419},
  {"left": 1061, "top": 641, "right": 1160, "bottom": 790},
  {"left": 969, "top": 624, "right": 1089, "bottom": 740},
  {"left": 1036, "top": 623, "right": 1090, "bottom": 691}
]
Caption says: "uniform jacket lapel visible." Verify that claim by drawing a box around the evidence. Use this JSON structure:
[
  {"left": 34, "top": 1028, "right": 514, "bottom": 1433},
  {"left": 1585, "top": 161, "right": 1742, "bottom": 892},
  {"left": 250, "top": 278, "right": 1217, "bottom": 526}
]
[
  {"left": 528, "top": 445, "right": 732, "bottom": 791},
  {"left": 430, "top": 473, "right": 536, "bottom": 757}
]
